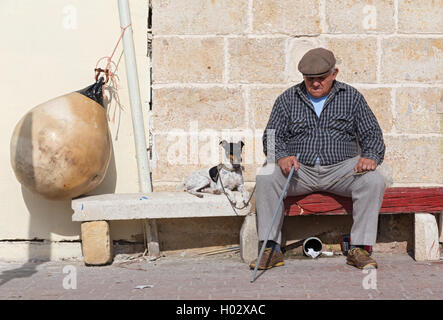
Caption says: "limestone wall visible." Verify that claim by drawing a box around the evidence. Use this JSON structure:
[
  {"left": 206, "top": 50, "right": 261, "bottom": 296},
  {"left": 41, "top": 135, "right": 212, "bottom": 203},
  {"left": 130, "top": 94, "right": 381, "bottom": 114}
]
[{"left": 150, "top": 0, "right": 442, "bottom": 189}]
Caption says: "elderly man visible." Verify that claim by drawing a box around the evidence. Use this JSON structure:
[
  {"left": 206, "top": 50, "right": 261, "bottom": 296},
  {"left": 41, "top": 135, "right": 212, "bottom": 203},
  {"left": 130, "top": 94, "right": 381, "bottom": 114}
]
[{"left": 250, "top": 48, "right": 386, "bottom": 270}]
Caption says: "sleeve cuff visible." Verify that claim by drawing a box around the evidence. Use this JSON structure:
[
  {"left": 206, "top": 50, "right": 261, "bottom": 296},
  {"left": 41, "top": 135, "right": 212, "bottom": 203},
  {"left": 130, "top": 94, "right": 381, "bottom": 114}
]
[
  {"left": 275, "top": 152, "right": 290, "bottom": 163},
  {"left": 361, "top": 152, "right": 382, "bottom": 165}
]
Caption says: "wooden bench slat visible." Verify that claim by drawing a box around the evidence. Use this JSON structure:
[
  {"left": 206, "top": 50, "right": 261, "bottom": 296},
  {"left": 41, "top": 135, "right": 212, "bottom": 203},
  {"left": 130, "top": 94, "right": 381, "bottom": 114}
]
[{"left": 285, "top": 187, "right": 443, "bottom": 216}]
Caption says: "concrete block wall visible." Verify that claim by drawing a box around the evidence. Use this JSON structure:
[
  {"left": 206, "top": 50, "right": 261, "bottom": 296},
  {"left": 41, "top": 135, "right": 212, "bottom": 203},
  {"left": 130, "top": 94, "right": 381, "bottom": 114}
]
[{"left": 150, "top": 0, "right": 442, "bottom": 189}]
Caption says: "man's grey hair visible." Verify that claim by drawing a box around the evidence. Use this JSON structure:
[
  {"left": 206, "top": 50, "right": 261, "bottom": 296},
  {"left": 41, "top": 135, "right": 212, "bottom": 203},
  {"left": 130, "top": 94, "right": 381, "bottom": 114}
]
[{"left": 330, "top": 67, "right": 337, "bottom": 74}]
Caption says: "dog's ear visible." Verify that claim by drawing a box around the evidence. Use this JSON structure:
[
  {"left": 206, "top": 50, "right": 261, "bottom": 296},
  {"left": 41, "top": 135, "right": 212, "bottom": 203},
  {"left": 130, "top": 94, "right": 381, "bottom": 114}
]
[
  {"left": 239, "top": 141, "right": 245, "bottom": 149},
  {"left": 219, "top": 140, "right": 228, "bottom": 147}
]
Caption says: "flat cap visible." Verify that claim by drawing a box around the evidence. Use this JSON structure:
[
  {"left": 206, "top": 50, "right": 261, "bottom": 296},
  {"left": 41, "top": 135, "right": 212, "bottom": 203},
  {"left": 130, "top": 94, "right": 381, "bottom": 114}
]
[{"left": 298, "top": 48, "right": 336, "bottom": 77}]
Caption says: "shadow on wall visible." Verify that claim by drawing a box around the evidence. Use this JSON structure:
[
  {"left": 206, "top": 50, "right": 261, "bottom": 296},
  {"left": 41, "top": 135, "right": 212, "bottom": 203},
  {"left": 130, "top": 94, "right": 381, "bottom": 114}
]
[
  {"left": 157, "top": 216, "right": 245, "bottom": 251},
  {"left": 20, "top": 126, "right": 117, "bottom": 258},
  {"left": 2, "top": 109, "right": 117, "bottom": 288}
]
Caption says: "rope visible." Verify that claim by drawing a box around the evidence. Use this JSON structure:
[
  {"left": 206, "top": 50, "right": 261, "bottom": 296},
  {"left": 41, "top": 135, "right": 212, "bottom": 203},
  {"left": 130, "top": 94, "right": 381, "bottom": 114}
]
[
  {"left": 214, "top": 165, "right": 256, "bottom": 216},
  {"left": 95, "top": 24, "right": 132, "bottom": 123}
]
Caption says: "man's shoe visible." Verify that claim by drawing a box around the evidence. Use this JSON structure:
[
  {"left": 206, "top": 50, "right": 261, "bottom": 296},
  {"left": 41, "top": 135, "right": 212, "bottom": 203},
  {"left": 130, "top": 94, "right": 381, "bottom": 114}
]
[
  {"left": 346, "top": 247, "right": 378, "bottom": 269},
  {"left": 249, "top": 248, "right": 284, "bottom": 270}
]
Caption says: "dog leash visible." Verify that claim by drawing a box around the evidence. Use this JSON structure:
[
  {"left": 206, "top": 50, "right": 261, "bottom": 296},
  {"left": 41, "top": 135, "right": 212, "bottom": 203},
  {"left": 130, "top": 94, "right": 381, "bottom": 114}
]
[
  {"left": 215, "top": 164, "right": 256, "bottom": 216},
  {"left": 216, "top": 160, "right": 367, "bottom": 215}
]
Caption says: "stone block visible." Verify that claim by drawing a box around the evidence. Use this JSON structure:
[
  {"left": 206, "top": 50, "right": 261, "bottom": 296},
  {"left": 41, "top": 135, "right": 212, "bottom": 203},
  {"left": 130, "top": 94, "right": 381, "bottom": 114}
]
[
  {"left": 151, "top": 87, "right": 246, "bottom": 181},
  {"left": 357, "top": 87, "right": 393, "bottom": 133},
  {"left": 384, "top": 136, "right": 442, "bottom": 184},
  {"left": 228, "top": 38, "right": 286, "bottom": 83},
  {"left": 325, "top": 0, "right": 395, "bottom": 33},
  {"left": 414, "top": 213, "right": 440, "bottom": 261},
  {"left": 152, "top": 159, "right": 205, "bottom": 182},
  {"left": 249, "top": 87, "right": 288, "bottom": 128},
  {"left": 152, "top": 137, "right": 257, "bottom": 182},
  {"left": 253, "top": 0, "right": 321, "bottom": 35},
  {"left": 325, "top": 38, "right": 378, "bottom": 83},
  {"left": 152, "top": 182, "right": 184, "bottom": 192},
  {"left": 81, "top": 221, "right": 113, "bottom": 266},
  {"left": 152, "top": 37, "right": 224, "bottom": 83},
  {"left": 395, "top": 87, "right": 442, "bottom": 134},
  {"left": 288, "top": 38, "right": 324, "bottom": 82},
  {"left": 234, "top": 131, "right": 267, "bottom": 183},
  {"left": 152, "top": 87, "right": 245, "bottom": 131},
  {"left": 381, "top": 38, "right": 443, "bottom": 83},
  {"left": 240, "top": 213, "right": 259, "bottom": 263},
  {"left": 398, "top": 0, "right": 443, "bottom": 33},
  {"left": 151, "top": 132, "right": 213, "bottom": 182},
  {"left": 152, "top": 0, "right": 248, "bottom": 35},
  {"left": 239, "top": 164, "right": 258, "bottom": 184}
]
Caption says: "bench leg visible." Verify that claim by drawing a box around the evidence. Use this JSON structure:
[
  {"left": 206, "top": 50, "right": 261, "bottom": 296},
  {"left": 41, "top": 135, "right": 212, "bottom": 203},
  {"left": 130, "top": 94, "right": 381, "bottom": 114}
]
[
  {"left": 81, "top": 221, "right": 113, "bottom": 266},
  {"left": 414, "top": 213, "right": 440, "bottom": 261},
  {"left": 143, "top": 219, "right": 160, "bottom": 258},
  {"left": 240, "top": 213, "right": 258, "bottom": 264}
]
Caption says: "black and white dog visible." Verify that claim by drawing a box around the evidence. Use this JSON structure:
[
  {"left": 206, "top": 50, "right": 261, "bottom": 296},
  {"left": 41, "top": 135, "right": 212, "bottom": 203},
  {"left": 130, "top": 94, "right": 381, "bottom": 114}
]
[{"left": 177, "top": 140, "right": 249, "bottom": 206}]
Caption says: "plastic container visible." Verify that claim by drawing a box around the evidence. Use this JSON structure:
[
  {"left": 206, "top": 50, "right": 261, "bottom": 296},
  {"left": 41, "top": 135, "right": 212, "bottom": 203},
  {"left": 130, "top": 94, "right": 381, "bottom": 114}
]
[{"left": 302, "top": 237, "right": 323, "bottom": 258}]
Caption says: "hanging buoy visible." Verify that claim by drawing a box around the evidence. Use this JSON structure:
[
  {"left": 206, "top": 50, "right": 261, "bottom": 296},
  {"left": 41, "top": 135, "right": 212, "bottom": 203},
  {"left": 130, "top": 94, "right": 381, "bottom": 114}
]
[{"left": 10, "top": 76, "right": 111, "bottom": 200}]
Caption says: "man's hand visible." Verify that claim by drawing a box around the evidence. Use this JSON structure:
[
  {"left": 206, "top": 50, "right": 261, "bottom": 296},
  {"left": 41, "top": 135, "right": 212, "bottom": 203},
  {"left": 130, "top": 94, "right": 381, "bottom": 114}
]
[
  {"left": 354, "top": 157, "right": 377, "bottom": 173},
  {"left": 277, "top": 155, "right": 300, "bottom": 176}
]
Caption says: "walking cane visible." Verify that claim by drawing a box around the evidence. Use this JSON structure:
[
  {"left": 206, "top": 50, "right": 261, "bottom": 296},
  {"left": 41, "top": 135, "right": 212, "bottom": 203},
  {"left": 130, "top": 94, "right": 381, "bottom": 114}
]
[{"left": 250, "top": 160, "right": 297, "bottom": 283}]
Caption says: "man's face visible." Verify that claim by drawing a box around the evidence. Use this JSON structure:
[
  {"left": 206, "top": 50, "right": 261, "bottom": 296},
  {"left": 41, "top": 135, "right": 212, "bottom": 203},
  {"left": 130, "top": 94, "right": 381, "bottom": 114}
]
[{"left": 304, "top": 69, "right": 339, "bottom": 98}]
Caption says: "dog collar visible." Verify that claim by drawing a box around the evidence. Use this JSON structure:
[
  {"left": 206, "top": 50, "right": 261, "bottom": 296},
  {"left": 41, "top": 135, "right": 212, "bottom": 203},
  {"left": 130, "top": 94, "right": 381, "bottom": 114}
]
[
  {"left": 218, "top": 163, "right": 236, "bottom": 172},
  {"left": 209, "top": 164, "right": 237, "bottom": 183}
]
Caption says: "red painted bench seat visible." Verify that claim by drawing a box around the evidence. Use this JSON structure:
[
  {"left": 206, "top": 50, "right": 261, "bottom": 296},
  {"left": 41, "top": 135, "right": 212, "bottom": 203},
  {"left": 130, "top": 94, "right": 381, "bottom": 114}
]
[{"left": 284, "top": 187, "right": 443, "bottom": 216}]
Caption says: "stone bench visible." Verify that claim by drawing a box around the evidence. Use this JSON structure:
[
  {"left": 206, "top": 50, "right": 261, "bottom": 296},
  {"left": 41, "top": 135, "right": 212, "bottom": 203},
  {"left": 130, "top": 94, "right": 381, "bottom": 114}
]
[
  {"left": 71, "top": 192, "right": 252, "bottom": 265},
  {"left": 240, "top": 187, "right": 443, "bottom": 263},
  {"left": 73, "top": 188, "right": 442, "bottom": 265}
]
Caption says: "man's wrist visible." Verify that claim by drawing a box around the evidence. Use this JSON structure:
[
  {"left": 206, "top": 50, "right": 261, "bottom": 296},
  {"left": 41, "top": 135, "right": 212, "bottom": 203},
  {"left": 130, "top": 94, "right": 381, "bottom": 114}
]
[
  {"left": 361, "top": 153, "right": 380, "bottom": 165},
  {"left": 275, "top": 153, "right": 290, "bottom": 163}
]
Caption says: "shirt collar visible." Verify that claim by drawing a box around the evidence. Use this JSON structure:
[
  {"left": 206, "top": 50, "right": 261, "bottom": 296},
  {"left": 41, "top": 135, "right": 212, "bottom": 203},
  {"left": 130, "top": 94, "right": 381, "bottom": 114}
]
[
  {"left": 297, "top": 80, "right": 346, "bottom": 98},
  {"left": 295, "top": 80, "right": 346, "bottom": 112}
]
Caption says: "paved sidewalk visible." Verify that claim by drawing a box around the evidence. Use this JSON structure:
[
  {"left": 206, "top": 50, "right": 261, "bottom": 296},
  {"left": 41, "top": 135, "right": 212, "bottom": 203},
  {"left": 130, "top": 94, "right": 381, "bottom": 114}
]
[{"left": 0, "top": 251, "right": 442, "bottom": 300}]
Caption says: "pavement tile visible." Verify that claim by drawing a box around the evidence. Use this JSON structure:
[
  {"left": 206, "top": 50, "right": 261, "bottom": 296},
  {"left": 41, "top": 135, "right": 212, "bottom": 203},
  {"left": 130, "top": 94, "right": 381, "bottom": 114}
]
[{"left": 0, "top": 252, "right": 442, "bottom": 300}]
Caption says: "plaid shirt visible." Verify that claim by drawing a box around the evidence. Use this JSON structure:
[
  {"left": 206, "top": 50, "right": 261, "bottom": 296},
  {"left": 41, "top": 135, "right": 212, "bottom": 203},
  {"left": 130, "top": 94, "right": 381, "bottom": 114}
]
[{"left": 263, "top": 80, "right": 385, "bottom": 166}]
